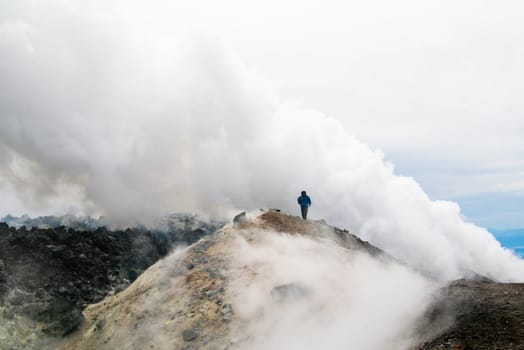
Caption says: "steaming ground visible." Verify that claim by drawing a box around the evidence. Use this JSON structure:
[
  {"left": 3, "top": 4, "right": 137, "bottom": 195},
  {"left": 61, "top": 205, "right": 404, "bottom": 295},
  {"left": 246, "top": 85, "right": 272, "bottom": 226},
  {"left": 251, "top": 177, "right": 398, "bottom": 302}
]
[
  {"left": 1, "top": 0, "right": 524, "bottom": 284},
  {"left": 229, "top": 231, "right": 435, "bottom": 350},
  {"left": 59, "top": 212, "right": 438, "bottom": 350}
]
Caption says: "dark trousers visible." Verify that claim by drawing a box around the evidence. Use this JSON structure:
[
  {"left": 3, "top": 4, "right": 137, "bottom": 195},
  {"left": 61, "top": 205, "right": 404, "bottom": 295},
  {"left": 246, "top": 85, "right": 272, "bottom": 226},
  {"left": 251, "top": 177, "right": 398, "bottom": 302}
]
[{"left": 301, "top": 206, "right": 309, "bottom": 220}]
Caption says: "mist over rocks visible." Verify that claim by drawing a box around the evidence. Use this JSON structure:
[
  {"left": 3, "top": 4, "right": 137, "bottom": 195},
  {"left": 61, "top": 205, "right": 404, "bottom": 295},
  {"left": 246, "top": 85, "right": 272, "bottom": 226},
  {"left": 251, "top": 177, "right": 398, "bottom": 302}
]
[
  {"left": 0, "top": 214, "right": 107, "bottom": 231},
  {"left": 1, "top": 210, "right": 523, "bottom": 349},
  {"left": 1, "top": 2, "right": 524, "bottom": 348},
  {"left": 0, "top": 214, "right": 223, "bottom": 349},
  {"left": 1, "top": 1, "right": 524, "bottom": 285},
  {"left": 56, "top": 211, "right": 437, "bottom": 350},
  {"left": 0, "top": 0, "right": 524, "bottom": 288},
  {"left": 53, "top": 211, "right": 524, "bottom": 350}
]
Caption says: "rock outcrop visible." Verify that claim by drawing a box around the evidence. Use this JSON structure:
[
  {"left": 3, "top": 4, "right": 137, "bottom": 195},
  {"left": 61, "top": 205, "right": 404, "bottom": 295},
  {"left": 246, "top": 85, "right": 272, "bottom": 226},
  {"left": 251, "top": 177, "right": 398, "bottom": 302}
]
[
  {"left": 418, "top": 279, "right": 524, "bottom": 350},
  {"left": 3, "top": 210, "right": 524, "bottom": 350},
  {"left": 57, "top": 211, "right": 397, "bottom": 350}
]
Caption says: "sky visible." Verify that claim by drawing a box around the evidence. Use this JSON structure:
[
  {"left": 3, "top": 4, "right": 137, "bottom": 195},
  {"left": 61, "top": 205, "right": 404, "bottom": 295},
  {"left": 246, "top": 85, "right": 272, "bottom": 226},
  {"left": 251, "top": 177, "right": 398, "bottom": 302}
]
[
  {"left": 246, "top": 2, "right": 522, "bottom": 229},
  {"left": 1, "top": 1, "right": 523, "bottom": 229},
  {"left": 135, "top": 0, "right": 524, "bottom": 229},
  {"left": 1, "top": 0, "right": 524, "bottom": 275}
]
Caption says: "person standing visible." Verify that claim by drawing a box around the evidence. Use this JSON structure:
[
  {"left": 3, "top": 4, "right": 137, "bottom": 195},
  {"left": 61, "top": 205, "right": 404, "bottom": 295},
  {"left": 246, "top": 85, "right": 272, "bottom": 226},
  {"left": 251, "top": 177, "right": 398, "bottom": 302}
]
[{"left": 297, "top": 191, "right": 312, "bottom": 220}]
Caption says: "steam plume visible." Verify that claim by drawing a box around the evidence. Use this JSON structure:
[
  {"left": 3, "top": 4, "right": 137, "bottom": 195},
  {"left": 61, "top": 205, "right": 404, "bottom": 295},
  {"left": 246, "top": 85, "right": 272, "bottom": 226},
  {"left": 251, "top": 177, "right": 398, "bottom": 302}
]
[
  {"left": 1, "top": 1, "right": 523, "bottom": 282},
  {"left": 229, "top": 231, "right": 436, "bottom": 350}
]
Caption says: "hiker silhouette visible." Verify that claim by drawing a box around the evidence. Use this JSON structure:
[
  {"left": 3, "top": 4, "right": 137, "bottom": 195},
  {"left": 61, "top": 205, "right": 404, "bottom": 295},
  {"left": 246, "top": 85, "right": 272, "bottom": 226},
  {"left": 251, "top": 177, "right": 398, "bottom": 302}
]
[{"left": 297, "top": 191, "right": 311, "bottom": 219}]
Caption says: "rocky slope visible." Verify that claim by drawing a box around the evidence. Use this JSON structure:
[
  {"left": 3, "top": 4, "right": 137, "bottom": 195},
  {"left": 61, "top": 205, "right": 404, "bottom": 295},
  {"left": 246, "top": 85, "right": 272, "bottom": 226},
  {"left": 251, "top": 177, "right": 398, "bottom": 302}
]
[
  {"left": 418, "top": 279, "right": 524, "bottom": 350},
  {"left": 0, "top": 215, "right": 223, "bottom": 350},
  {"left": 3, "top": 210, "right": 524, "bottom": 350},
  {"left": 57, "top": 210, "right": 430, "bottom": 350}
]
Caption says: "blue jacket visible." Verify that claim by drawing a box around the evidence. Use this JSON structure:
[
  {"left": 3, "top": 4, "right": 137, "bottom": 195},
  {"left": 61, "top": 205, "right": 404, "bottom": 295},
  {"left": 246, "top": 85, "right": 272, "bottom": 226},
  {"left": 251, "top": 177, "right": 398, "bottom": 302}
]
[{"left": 297, "top": 195, "right": 311, "bottom": 207}]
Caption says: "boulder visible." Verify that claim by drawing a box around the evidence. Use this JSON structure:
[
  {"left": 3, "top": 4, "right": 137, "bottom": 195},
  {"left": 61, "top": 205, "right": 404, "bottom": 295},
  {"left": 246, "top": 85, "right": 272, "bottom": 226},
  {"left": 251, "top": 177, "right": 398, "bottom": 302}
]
[
  {"left": 271, "top": 282, "right": 312, "bottom": 303},
  {"left": 37, "top": 297, "right": 84, "bottom": 336},
  {"left": 233, "top": 211, "right": 247, "bottom": 224},
  {"left": 182, "top": 329, "right": 198, "bottom": 341}
]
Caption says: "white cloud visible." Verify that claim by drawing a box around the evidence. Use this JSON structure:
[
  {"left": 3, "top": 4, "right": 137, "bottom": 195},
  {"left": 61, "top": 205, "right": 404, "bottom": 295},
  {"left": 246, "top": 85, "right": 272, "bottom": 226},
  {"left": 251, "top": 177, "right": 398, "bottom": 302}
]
[{"left": 1, "top": 0, "right": 524, "bottom": 282}]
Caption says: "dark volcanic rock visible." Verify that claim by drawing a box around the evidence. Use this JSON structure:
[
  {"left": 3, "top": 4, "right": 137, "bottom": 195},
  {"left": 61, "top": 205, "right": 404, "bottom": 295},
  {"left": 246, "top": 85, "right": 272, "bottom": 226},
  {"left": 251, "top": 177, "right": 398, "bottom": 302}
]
[
  {"left": 0, "top": 215, "right": 224, "bottom": 343},
  {"left": 182, "top": 329, "right": 198, "bottom": 341},
  {"left": 418, "top": 279, "right": 524, "bottom": 350},
  {"left": 37, "top": 297, "right": 84, "bottom": 336},
  {"left": 233, "top": 211, "right": 247, "bottom": 224},
  {"left": 0, "top": 259, "right": 8, "bottom": 298}
]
